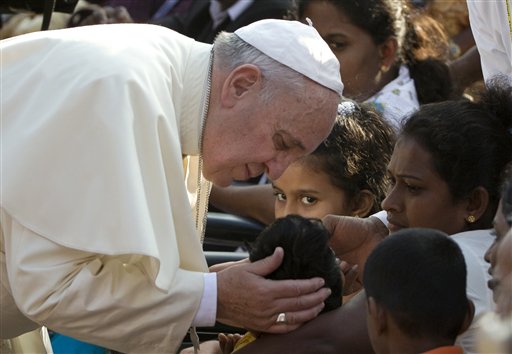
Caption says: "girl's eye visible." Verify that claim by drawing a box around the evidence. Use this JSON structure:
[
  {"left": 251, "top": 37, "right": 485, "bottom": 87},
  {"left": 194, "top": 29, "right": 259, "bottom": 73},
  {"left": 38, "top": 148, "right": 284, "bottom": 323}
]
[
  {"left": 301, "top": 196, "right": 317, "bottom": 205},
  {"left": 329, "top": 41, "right": 346, "bottom": 50},
  {"left": 275, "top": 192, "right": 286, "bottom": 201}
]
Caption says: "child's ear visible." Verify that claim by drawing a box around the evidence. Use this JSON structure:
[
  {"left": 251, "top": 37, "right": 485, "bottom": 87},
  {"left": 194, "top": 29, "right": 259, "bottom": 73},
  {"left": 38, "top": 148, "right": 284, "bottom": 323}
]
[
  {"left": 458, "top": 299, "right": 475, "bottom": 335},
  {"left": 368, "top": 297, "right": 388, "bottom": 335},
  {"left": 377, "top": 37, "right": 398, "bottom": 73},
  {"left": 351, "top": 190, "right": 375, "bottom": 218}
]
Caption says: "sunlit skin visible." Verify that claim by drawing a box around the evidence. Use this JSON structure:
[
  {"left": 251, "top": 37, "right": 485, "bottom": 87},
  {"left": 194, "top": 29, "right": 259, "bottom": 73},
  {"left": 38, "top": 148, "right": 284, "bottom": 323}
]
[
  {"left": 485, "top": 198, "right": 512, "bottom": 309},
  {"left": 302, "top": 1, "right": 392, "bottom": 101},
  {"left": 382, "top": 137, "right": 469, "bottom": 235},
  {"left": 272, "top": 161, "right": 353, "bottom": 220},
  {"left": 493, "top": 229, "right": 512, "bottom": 316},
  {"left": 202, "top": 65, "right": 339, "bottom": 187}
]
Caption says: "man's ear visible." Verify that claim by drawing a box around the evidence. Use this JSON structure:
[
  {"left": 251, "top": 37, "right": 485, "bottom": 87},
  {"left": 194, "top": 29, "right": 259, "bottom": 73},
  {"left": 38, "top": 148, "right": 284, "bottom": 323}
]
[
  {"left": 458, "top": 299, "right": 475, "bottom": 335},
  {"left": 378, "top": 37, "right": 398, "bottom": 73},
  {"left": 220, "top": 64, "right": 261, "bottom": 108},
  {"left": 368, "top": 297, "right": 388, "bottom": 335},
  {"left": 351, "top": 190, "right": 375, "bottom": 218}
]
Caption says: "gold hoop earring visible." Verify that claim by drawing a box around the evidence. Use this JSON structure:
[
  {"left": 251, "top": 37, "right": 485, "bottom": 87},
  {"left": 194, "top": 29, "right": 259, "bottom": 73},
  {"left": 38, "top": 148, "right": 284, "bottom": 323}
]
[{"left": 466, "top": 215, "right": 476, "bottom": 223}]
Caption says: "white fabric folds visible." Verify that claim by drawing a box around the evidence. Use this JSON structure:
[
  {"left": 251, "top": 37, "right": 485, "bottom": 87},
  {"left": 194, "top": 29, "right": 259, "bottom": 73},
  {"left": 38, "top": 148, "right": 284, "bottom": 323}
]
[{"left": 1, "top": 24, "right": 211, "bottom": 290}]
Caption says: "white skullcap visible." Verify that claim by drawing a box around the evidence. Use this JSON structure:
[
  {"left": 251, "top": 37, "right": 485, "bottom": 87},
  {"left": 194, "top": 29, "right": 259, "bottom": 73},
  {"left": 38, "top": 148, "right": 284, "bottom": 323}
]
[{"left": 234, "top": 19, "right": 344, "bottom": 96}]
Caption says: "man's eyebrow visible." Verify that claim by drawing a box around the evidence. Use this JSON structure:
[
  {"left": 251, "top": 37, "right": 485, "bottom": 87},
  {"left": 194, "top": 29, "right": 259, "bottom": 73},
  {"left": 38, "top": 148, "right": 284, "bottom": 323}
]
[{"left": 275, "top": 130, "right": 305, "bottom": 151}]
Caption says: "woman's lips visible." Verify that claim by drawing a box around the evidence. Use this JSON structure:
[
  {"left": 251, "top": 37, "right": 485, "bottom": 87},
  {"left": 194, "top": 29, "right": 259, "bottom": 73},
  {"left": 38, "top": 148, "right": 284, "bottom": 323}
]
[{"left": 387, "top": 220, "right": 405, "bottom": 233}]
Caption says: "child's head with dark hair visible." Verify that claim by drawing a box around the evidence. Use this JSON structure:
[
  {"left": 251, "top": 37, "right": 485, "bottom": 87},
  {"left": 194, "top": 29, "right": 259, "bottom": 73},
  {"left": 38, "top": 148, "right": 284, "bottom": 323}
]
[
  {"left": 248, "top": 214, "right": 342, "bottom": 313},
  {"left": 363, "top": 228, "right": 473, "bottom": 354},
  {"left": 272, "top": 99, "right": 394, "bottom": 220}
]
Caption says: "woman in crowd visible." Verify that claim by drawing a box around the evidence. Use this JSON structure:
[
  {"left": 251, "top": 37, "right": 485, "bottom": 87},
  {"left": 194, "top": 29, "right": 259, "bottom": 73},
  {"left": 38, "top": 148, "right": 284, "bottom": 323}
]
[{"left": 292, "top": 0, "right": 454, "bottom": 128}]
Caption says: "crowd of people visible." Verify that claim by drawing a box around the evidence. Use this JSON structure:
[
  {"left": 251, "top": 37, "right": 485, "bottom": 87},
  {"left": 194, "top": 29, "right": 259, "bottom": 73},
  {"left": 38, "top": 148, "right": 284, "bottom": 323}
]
[{"left": 1, "top": 0, "right": 511, "bottom": 353}]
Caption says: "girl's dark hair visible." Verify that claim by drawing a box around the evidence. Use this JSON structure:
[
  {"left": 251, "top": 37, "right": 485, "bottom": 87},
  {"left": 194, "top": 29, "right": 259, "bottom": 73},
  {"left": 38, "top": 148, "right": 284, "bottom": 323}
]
[
  {"left": 400, "top": 76, "right": 512, "bottom": 229},
  {"left": 305, "top": 100, "right": 395, "bottom": 215},
  {"left": 292, "top": 0, "right": 455, "bottom": 103}
]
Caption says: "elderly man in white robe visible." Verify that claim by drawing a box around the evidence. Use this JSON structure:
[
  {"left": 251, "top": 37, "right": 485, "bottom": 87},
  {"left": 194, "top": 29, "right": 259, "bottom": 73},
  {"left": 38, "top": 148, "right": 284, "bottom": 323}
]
[{"left": 0, "top": 19, "right": 343, "bottom": 353}]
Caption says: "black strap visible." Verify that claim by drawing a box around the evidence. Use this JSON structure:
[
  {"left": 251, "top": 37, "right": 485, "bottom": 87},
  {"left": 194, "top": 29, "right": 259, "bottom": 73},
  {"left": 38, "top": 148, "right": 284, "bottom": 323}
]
[{"left": 41, "top": 0, "right": 56, "bottom": 30}]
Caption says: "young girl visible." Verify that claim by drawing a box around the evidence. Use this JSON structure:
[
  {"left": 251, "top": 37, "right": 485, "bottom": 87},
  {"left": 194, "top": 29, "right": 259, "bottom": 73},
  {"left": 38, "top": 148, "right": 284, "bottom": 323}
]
[{"left": 272, "top": 100, "right": 394, "bottom": 220}]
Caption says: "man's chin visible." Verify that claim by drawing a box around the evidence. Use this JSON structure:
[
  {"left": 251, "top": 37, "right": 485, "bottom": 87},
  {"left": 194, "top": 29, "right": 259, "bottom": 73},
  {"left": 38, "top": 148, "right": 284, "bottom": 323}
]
[{"left": 212, "top": 180, "right": 232, "bottom": 188}]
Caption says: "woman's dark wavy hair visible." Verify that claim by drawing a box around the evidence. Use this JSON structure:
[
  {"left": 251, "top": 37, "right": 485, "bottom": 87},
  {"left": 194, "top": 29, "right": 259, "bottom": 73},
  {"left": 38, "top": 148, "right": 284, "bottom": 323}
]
[
  {"left": 248, "top": 215, "right": 342, "bottom": 312},
  {"left": 399, "top": 76, "right": 512, "bottom": 230},
  {"left": 303, "top": 100, "right": 395, "bottom": 215},
  {"left": 292, "top": 0, "right": 455, "bottom": 103}
]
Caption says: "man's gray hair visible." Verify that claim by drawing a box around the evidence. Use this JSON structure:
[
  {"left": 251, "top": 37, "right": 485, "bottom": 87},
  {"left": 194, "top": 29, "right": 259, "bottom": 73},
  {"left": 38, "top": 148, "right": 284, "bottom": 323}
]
[{"left": 213, "top": 31, "right": 307, "bottom": 104}]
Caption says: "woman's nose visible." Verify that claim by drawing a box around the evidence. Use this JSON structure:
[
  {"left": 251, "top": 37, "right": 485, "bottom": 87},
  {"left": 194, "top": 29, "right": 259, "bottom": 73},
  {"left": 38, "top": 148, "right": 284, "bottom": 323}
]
[{"left": 381, "top": 186, "right": 398, "bottom": 212}]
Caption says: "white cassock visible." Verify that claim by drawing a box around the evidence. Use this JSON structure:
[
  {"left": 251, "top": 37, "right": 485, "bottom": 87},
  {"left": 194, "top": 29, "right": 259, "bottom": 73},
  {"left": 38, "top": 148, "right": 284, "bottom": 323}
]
[{"left": 1, "top": 23, "right": 215, "bottom": 353}]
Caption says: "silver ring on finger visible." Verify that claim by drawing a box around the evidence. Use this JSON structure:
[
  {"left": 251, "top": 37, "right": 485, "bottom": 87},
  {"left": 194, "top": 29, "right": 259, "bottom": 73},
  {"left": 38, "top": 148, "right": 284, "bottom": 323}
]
[{"left": 275, "top": 312, "right": 287, "bottom": 324}]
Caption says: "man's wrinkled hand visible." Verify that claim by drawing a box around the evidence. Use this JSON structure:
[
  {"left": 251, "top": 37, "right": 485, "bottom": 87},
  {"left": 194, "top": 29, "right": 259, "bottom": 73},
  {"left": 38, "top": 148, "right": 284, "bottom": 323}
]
[{"left": 215, "top": 247, "right": 330, "bottom": 334}]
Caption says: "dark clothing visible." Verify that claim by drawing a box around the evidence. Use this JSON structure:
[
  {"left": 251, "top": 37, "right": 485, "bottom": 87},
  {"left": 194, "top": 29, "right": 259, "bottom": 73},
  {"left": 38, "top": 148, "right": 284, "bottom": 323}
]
[
  {"left": 103, "top": 0, "right": 193, "bottom": 22},
  {"left": 151, "top": 0, "right": 293, "bottom": 43}
]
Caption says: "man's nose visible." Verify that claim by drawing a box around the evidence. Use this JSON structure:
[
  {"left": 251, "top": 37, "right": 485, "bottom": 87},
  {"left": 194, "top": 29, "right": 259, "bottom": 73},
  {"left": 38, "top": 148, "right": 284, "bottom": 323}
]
[{"left": 265, "top": 158, "right": 290, "bottom": 181}]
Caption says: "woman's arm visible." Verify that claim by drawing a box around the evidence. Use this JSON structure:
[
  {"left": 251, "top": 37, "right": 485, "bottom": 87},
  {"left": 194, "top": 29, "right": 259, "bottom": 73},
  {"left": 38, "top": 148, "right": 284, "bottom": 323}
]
[
  {"left": 235, "top": 291, "right": 373, "bottom": 354},
  {"left": 209, "top": 184, "right": 275, "bottom": 225}
]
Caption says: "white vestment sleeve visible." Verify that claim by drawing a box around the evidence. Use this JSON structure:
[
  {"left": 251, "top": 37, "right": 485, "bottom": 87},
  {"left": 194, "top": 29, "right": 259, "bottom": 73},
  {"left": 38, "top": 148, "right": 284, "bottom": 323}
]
[
  {"left": 192, "top": 273, "right": 217, "bottom": 327},
  {"left": 2, "top": 212, "right": 205, "bottom": 353}
]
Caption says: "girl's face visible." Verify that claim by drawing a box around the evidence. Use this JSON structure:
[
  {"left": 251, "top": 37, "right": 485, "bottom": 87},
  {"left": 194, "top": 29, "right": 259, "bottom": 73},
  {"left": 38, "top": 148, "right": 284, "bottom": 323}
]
[
  {"left": 302, "top": 0, "right": 384, "bottom": 100},
  {"left": 272, "top": 161, "right": 353, "bottom": 219},
  {"left": 381, "top": 137, "right": 469, "bottom": 235}
]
